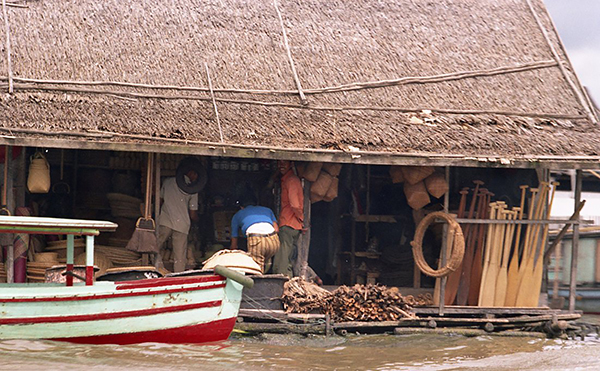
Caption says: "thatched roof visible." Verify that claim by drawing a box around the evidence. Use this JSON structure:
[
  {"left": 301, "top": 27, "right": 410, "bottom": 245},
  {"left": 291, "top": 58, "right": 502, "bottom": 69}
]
[{"left": 0, "top": 0, "right": 598, "bottom": 167}]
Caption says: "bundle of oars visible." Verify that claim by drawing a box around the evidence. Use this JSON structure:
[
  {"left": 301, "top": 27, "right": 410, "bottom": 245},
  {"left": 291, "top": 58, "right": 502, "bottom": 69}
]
[
  {"left": 282, "top": 278, "right": 416, "bottom": 322},
  {"left": 441, "top": 181, "right": 491, "bottom": 306},
  {"left": 477, "top": 182, "right": 558, "bottom": 307},
  {"left": 511, "top": 182, "right": 558, "bottom": 307}
]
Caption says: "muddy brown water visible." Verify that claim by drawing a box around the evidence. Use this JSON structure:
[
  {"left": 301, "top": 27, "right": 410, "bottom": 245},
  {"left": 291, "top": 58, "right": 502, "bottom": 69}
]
[{"left": 0, "top": 316, "right": 598, "bottom": 371}]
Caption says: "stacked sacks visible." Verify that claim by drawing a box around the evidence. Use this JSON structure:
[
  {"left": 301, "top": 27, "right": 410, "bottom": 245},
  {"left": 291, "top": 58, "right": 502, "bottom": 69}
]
[
  {"left": 389, "top": 166, "right": 449, "bottom": 210},
  {"left": 297, "top": 162, "right": 342, "bottom": 203}
]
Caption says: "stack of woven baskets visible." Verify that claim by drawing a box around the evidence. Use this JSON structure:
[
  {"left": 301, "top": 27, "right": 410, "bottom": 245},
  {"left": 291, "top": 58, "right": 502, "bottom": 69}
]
[
  {"left": 28, "top": 252, "right": 59, "bottom": 282},
  {"left": 96, "top": 245, "right": 142, "bottom": 267},
  {"left": 45, "top": 238, "right": 86, "bottom": 263},
  {"left": 107, "top": 193, "right": 142, "bottom": 219}
]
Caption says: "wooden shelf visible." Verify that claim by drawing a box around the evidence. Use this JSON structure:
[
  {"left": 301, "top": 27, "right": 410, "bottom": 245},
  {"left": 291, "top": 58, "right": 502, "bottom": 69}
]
[{"left": 352, "top": 215, "right": 397, "bottom": 223}]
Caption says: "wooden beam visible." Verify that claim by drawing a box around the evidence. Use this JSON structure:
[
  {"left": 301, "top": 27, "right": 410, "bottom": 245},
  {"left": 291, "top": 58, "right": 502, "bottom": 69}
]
[
  {"left": 569, "top": 170, "right": 582, "bottom": 312},
  {"left": 2, "top": 135, "right": 600, "bottom": 170}
]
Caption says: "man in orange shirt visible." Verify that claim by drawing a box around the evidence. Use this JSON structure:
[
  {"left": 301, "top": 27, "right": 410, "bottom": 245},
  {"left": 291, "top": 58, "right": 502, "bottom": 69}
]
[{"left": 272, "top": 160, "right": 304, "bottom": 277}]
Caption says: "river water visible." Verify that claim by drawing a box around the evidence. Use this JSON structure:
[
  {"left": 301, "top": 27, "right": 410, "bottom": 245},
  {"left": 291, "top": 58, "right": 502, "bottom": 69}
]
[{"left": 0, "top": 316, "right": 598, "bottom": 371}]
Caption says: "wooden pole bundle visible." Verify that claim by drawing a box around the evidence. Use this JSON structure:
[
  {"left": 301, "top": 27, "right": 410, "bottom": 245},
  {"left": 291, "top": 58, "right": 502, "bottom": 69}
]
[
  {"left": 494, "top": 209, "right": 517, "bottom": 306},
  {"left": 478, "top": 202, "right": 499, "bottom": 306},
  {"left": 515, "top": 183, "right": 552, "bottom": 307},
  {"left": 505, "top": 185, "right": 528, "bottom": 306},
  {"left": 455, "top": 181, "right": 484, "bottom": 305},
  {"left": 434, "top": 188, "right": 467, "bottom": 305},
  {"left": 526, "top": 182, "right": 558, "bottom": 307},
  {"left": 468, "top": 190, "right": 491, "bottom": 306},
  {"left": 282, "top": 279, "right": 418, "bottom": 322},
  {"left": 445, "top": 182, "right": 481, "bottom": 305}
]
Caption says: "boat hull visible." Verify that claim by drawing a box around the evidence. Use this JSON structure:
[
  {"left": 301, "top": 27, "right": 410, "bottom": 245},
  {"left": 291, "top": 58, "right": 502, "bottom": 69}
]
[{"left": 0, "top": 274, "right": 243, "bottom": 344}]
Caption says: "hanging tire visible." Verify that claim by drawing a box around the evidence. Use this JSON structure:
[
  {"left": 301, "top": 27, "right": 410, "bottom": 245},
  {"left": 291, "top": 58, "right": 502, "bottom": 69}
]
[{"left": 176, "top": 157, "right": 207, "bottom": 194}]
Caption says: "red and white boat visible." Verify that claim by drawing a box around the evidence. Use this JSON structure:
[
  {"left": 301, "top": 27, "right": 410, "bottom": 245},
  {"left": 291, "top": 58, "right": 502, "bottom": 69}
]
[{"left": 0, "top": 216, "right": 251, "bottom": 344}]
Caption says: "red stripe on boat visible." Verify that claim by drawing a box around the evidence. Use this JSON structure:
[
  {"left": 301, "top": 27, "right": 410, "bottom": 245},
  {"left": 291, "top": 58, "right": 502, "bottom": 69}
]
[
  {"left": 52, "top": 317, "right": 238, "bottom": 345},
  {"left": 115, "top": 275, "right": 224, "bottom": 290},
  {"left": 86, "top": 266, "right": 94, "bottom": 286},
  {"left": 0, "top": 283, "right": 226, "bottom": 302},
  {"left": 66, "top": 263, "right": 73, "bottom": 287},
  {"left": 0, "top": 300, "right": 222, "bottom": 325}
]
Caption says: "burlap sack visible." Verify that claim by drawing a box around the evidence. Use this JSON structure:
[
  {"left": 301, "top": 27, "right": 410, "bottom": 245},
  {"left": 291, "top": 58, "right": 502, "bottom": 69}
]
[
  {"left": 404, "top": 181, "right": 430, "bottom": 210},
  {"left": 27, "top": 152, "right": 51, "bottom": 194},
  {"left": 310, "top": 171, "right": 333, "bottom": 198},
  {"left": 389, "top": 166, "right": 404, "bottom": 184},
  {"left": 401, "top": 166, "right": 435, "bottom": 185},
  {"left": 302, "top": 162, "right": 323, "bottom": 182},
  {"left": 322, "top": 163, "right": 342, "bottom": 177},
  {"left": 323, "top": 177, "right": 339, "bottom": 202},
  {"left": 425, "top": 172, "right": 449, "bottom": 198}
]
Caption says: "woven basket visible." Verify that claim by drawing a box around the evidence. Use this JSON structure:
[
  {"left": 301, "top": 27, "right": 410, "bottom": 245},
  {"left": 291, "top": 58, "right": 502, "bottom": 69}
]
[
  {"left": 33, "top": 252, "right": 59, "bottom": 263},
  {"left": 74, "top": 251, "right": 113, "bottom": 277},
  {"left": 322, "top": 163, "right": 342, "bottom": 177},
  {"left": 401, "top": 166, "right": 435, "bottom": 185},
  {"left": 301, "top": 162, "right": 323, "bottom": 182},
  {"left": 323, "top": 177, "right": 339, "bottom": 202},
  {"left": 404, "top": 181, "right": 431, "bottom": 210},
  {"left": 389, "top": 166, "right": 405, "bottom": 184},
  {"left": 310, "top": 171, "right": 333, "bottom": 198},
  {"left": 425, "top": 172, "right": 449, "bottom": 199},
  {"left": 202, "top": 249, "right": 262, "bottom": 275}
]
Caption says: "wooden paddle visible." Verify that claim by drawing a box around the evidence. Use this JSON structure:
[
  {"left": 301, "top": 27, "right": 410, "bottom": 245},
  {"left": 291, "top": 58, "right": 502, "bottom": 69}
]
[
  {"left": 515, "top": 183, "right": 549, "bottom": 306},
  {"left": 447, "top": 182, "right": 482, "bottom": 305},
  {"left": 468, "top": 190, "right": 490, "bottom": 306},
  {"left": 434, "top": 188, "right": 468, "bottom": 305},
  {"left": 510, "top": 187, "right": 538, "bottom": 306},
  {"left": 505, "top": 185, "right": 528, "bottom": 306},
  {"left": 478, "top": 202, "right": 500, "bottom": 306},
  {"left": 494, "top": 210, "right": 516, "bottom": 306},
  {"left": 527, "top": 181, "right": 558, "bottom": 307},
  {"left": 455, "top": 181, "right": 485, "bottom": 305},
  {"left": 484, "top": 203, "right": 506, "bottom": 306}
]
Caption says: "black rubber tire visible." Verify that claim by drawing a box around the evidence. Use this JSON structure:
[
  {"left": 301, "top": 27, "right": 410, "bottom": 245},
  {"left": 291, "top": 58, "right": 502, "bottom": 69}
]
[{"left": 175, "top": 157, "right": 207, "bottom": 194}]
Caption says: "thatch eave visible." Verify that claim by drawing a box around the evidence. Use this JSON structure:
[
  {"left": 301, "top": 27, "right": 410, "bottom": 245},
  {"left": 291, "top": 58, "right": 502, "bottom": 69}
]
[
  {"left": 2, "top": 133, "right": 600, "bottom": 171},
  {"left": 0, "top": 0, "right": 597, "bottom": 166}
]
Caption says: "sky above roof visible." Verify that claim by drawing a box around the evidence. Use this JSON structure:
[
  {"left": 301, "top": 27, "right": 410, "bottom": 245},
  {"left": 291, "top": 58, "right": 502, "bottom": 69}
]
[{"left": 545, "top": 0, "right": 600, "bottom": 107}]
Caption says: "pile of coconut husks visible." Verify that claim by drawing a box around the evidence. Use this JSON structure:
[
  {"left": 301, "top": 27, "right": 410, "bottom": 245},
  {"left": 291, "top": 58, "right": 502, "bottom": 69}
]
[{"left": 281, "top": 277, "right": 433, "bottom": 322}]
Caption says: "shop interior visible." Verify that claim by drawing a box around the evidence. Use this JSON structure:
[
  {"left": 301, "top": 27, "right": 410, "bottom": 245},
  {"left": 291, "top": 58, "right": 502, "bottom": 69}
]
[{"left": 3, "top": 147, "right": 540, "bottom": 289}]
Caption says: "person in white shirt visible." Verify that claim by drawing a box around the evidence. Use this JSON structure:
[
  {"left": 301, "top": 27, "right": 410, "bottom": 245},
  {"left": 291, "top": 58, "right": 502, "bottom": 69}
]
[{"left": 155, "top": 170, "right": 199, "bottom": 272}]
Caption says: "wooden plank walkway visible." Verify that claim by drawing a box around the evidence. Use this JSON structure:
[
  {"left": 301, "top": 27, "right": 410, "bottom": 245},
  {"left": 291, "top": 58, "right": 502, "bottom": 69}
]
[{"left": 236, "top": 306, "right": 582, "bottom": 337}]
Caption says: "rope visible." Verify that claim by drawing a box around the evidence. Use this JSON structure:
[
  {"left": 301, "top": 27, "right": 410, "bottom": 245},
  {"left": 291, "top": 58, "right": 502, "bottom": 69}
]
[{"left": 411, "top": 211, "right": 465, "bottom": 278}]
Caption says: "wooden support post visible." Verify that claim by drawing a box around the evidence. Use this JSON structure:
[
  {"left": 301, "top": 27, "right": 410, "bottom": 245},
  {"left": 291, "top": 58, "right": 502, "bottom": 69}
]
[
  {"left": 295, "top": 179, "right": 311, "bottom": 278},
  {"left": 85, "top": 235, "right": 94, "bottom": 286},
  {"left": 66, "top": 234, "right": 74, "bottom": 287},
  {"left": 596, "top": 239, "right": 600, "bottom": 284},
  {"left": 155, "top": 153, "right": 161, "bottom": 238},
  {"left": 553, "top": 241, "right": 561, "bottom": 300},
  {"left": 438, "top": 166, "right": 450, "bottom": 315},
  {"left": 568, "top": 170, "right": 582, "bottom": 313}
]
